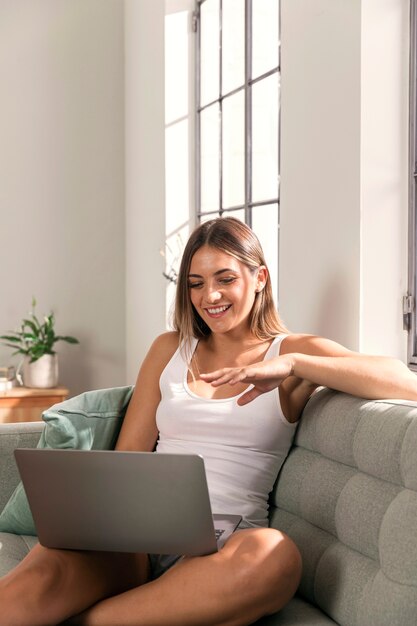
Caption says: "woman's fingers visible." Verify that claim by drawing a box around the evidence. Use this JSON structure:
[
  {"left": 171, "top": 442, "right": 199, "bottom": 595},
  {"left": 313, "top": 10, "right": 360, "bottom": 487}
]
[
  {"left": 236, "top": 387, "right": 262, "bottom": 406},
  {"left": 200, "top": 368, "right": 250, "bottom": 386},
  {"left": 199, "top": 357, "right": 295, "bottom": 405},
  {"left": 200, "top": 363, "right": 285, "bottom": 405}
]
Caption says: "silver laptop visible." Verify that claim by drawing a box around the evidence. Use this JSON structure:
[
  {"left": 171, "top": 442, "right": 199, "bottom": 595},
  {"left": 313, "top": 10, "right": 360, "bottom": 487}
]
[{"left": 14, "top": 449, "right": 242, "bottom": 556}]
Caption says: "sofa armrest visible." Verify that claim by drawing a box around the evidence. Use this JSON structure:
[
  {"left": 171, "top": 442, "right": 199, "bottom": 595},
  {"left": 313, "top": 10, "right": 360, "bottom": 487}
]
[{"left": 0, "top": 422, "right": 44, "bottom": 514}]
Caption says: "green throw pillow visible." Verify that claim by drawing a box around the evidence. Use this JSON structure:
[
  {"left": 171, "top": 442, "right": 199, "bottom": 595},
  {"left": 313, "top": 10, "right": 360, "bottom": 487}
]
[{"left": 0, "top": 385, "right": 134, "bottom": 536}]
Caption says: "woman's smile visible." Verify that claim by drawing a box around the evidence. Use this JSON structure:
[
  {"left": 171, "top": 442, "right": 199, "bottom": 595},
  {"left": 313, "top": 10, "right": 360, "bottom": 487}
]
[{"left": 205, "top": 304, "right": 232, "bottom": 318}]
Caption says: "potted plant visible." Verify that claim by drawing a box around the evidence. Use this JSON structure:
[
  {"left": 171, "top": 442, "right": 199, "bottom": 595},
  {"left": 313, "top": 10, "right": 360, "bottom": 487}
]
[{"left": 0, "top": 298, "right": 79, "bottom": 388}]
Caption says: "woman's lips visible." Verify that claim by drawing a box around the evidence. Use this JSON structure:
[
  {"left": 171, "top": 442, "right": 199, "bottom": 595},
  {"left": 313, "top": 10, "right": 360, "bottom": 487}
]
[{"left": 204, "top": 304, "right": 232, "bottom": 318}]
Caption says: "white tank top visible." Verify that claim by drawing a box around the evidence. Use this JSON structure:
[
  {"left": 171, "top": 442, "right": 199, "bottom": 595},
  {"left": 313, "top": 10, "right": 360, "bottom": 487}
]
[{"left": 155, "top": 335, "right": 297, "bottom": 528}]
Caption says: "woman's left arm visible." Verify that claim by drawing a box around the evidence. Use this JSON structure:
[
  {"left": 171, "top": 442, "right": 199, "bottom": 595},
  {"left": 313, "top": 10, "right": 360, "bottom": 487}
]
[
  {"left": 200, "top": 335, "right": 417, "bottom": 405},
  {"left": 287, "top": 335, "right": 417, "bottom": 401}
]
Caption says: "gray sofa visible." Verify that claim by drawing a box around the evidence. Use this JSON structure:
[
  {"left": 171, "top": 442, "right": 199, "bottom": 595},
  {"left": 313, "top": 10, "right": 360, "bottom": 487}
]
[{"left": 0, "top": 388, "right": 416, "bottom": 625}]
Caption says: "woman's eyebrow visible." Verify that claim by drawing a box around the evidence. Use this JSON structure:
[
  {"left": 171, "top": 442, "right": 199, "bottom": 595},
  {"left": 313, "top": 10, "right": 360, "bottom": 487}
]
[{"left": 188, "top": 268, "right": 236, "bottom": 278}]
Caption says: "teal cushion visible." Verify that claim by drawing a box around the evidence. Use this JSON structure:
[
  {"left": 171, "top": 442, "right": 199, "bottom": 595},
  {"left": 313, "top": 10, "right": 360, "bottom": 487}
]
[{"left": 0, "top": 385, "right": 134, "bottom": 536}]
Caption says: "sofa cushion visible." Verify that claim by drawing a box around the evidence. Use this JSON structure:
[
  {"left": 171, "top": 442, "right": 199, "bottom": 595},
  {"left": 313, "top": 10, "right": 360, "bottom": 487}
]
[
  {"left": 0, "top": 532, "right": 38, "bottom": 577},
  {"left": 269, "top": 388, "right": 417, "bottom": 626},
  {"left": 0, "top": 386, "right": 134, "bottom": 536},
  {"left": 0, "top": 422, "right": 44, "bottom": 513},
  {"left": 257, "top": 596, "right": 337, "bottom": 624}
]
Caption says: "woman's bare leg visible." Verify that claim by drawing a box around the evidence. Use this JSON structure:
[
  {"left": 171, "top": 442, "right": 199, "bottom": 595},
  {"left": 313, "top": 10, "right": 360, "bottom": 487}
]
[
  {"left": 0, "top": 544, "right": 149, "bottom": 626},
  {"left": 69, "top": 528, "right": 302, "bottom": 626},
  {"left": 1, "top": 528, "right": 301, "bottom": 626}
]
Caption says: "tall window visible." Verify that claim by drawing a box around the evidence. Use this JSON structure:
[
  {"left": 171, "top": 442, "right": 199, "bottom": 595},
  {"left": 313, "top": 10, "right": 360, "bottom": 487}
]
[
  {"left": 408, "top": 0, "right": 417, "bottom": 368},
  {"left": 195, "top": 0, "right": 280, "bottom": 299}
]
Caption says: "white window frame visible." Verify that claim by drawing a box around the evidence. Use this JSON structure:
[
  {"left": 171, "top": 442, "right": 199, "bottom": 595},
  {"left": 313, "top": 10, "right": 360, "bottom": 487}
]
[
  {"left": 407, "top": 0, "right": 417, "bottom": 369},
  {"left": 194, "top": 0, "right": 280, "bottom": 227}
]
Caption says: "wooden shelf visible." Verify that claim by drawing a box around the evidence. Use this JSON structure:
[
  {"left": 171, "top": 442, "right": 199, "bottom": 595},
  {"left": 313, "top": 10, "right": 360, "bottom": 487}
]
[{"left": 0, "top": 387, "right": 69, "bottom": 423}]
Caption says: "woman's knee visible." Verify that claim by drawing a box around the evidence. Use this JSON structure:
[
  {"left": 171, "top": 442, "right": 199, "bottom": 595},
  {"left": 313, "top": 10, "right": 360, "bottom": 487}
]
[
  {"left": 262, "top": 529, "right": 302, "bottom": 608},
  {"left": 224, "top": 528, "right": 302, "bottom": 613},
  {"left": 254, "top": 529, "right": 302, "bottom": 614},
  {"left": 0, "top": 545, "right": 68, "bottom": 625},
  {"left": 25, "top": 546, "right": 70, "bottom": 597}
]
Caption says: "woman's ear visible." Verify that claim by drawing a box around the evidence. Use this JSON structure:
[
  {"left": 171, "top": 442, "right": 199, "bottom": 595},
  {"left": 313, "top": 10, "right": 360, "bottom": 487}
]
[{"left": 256, "top": 266, "right": 268, "bottom": 292}]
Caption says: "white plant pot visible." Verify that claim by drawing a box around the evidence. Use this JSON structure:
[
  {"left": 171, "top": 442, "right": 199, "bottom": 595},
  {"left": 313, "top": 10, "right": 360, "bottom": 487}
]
[{"left": 23, "top": 354, "right": 58, "bottom": 388}]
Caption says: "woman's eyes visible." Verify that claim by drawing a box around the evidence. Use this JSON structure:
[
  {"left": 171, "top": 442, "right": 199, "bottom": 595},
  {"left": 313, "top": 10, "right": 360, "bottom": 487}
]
[{"left": 188, "top": 277, "right": 236, "bottom": 289}]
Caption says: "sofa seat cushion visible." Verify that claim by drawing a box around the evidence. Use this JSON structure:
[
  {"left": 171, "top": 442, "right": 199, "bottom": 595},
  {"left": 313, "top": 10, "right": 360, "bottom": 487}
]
[
  {"left": 0, "top": 532, "right": 38, "bottom": 577},
  {"left": 257, "top": 596, "right": 337, "bottom": 625}
]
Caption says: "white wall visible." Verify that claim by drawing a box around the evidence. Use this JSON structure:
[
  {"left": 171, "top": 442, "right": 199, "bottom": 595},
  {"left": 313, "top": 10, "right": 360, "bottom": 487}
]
[
  {"left": 0, "top": 0, "right": 126, "bottom": 395},
  {"left": 125, "top": 0, "right": 196, "bottom": 384},
  {"left": 125, "top": 0, "right": 167, "bottom": 384},
  {"left": 280, "top": 0, "right": 409, "bottom": 359},
  {"left": 280, "top": 0, "right": 362, "bottom": 349}
]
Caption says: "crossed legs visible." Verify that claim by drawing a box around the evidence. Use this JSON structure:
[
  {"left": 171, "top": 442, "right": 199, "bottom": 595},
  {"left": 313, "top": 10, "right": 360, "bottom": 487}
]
[{"left": 0, "top": 528, "right": 302, "bottom": 626}]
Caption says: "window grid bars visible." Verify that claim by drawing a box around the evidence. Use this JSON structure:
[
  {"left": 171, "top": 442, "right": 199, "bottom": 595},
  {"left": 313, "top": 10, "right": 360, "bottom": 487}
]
[
  {"left": 244, "top": 0, "right": 252, "bottom": 226},
  {"left": 196, "top": 0, "right": 280, "bottom": 221}
]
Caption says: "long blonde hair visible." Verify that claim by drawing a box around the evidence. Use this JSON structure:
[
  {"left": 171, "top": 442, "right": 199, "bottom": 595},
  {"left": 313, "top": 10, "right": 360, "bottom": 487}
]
[{"left": 173, "top": 217, "right": 288, "bottom": 353}]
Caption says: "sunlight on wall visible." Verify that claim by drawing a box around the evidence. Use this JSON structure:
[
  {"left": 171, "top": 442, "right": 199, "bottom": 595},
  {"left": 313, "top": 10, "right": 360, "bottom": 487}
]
[{"left": 164, "top": 4, "right": 195, "bottom": 328}]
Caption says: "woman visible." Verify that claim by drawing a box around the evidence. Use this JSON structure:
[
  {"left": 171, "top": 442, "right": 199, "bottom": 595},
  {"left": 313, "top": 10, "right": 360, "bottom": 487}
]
[{"left": 2, "top": 217, "right": 417, "bottom": 626}]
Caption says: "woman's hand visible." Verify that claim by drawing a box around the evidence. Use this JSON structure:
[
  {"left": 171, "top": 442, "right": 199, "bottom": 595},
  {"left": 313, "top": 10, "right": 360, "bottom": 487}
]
[{"left": 200, "top": 356, "right": 295, "bottom": 405}]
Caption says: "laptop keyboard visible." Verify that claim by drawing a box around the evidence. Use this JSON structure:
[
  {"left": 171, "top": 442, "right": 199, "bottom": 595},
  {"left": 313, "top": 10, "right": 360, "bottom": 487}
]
[{"left": 215, "top": 529, "right": 225, "bottom": 540}]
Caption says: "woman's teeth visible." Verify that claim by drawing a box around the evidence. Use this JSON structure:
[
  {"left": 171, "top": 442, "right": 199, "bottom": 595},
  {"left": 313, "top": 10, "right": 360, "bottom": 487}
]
[{"left": 207, "top": 305, "right": 231, "bottom": 315}]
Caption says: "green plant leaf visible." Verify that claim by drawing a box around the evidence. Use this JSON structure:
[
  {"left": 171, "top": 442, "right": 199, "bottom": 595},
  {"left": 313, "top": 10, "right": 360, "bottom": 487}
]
[
  {"left": 29, "top": 349, "right": 55, "bottom": 363},
  {"left": 2, "top": 343, "right": 25, "bottom": 352},
  {"left": 32, "top": 315, "right": 43, "bottom": 332},
  {"left": 0, "top": 335, "right": 22, "bottom": 343},
  {"left": 55, "top": 335, "right": 79, "bottom": 344},
  {"left": 2, "top": 301, "right": 78, "bottom": 357},
  {"left": 11, "top": 349, "right": 27, "bottom": 356},
  {"left": 22, "top": 319, "right": 40, "bottom": 335}
]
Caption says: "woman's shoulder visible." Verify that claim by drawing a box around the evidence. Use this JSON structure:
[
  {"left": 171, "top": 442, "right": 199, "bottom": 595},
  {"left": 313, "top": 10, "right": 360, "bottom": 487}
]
[
  {"left": 281, "top": 333, "right": 352, "bottom": 356},
  {"left": 149, "top": 331, "right": 180, "bottom": 360},
  {"left": 135, "top": 332, "right": 181, "bottom": 387}
]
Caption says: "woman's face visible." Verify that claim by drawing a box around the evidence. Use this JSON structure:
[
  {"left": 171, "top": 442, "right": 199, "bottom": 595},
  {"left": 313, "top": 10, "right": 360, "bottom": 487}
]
[{"left": 187, "top": 245, "right": 266, "bottom": 336}]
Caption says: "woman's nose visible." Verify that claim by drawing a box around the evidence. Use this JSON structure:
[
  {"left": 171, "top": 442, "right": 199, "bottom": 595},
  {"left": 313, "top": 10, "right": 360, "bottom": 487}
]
[{"left": 204, "top": 286, "right": 222, "bottom": 303}]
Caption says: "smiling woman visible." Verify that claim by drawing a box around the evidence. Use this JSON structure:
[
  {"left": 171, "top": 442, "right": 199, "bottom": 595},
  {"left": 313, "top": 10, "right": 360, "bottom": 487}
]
[
  {"left": 2, "top": 217, "right": 417, "bottom": 626},
  {"left": 174, "top": 217, "right": 288, "bottom": 352}
]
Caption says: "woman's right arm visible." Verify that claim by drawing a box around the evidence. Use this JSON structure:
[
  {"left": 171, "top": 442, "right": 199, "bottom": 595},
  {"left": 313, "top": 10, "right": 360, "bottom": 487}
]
[{"left": 115, "top": 332, "right": 179, "bottom": 452}]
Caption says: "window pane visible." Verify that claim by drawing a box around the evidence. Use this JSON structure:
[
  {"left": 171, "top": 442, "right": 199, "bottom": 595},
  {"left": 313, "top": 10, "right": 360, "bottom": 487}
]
[
  {"left": 200, "top": 104, "right": 220, "bottom": 213},
  {"left": 222, "top": 0, "right": 245, "bottom": 95},
  {"left": 222, "top": 91, "right": 245, "bottom": 208},
  {"left": 252, "top": 0, "right": 279, "bottom": 79},
  {"left": 165, "top": 11, "right": 189, "bottom": 124},
  {"left": 251, "top": 204, "right": 279, "bottom": 304},
  {"left": 200, "top": 0, "right": 220, "bottom": 106},
  {"left": 166, "top": 120, "right": 189, "bottom": 228},
  {"left": 252, "top": 74, "right": 279, "bottom": 202}
]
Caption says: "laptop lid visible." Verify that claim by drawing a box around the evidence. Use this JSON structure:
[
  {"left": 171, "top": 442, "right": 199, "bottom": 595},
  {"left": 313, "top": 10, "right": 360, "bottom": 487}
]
[{"left": 14, "top": 448, "right": 241, "bottom": 556}]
